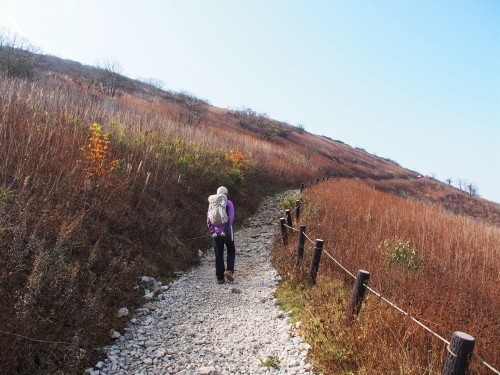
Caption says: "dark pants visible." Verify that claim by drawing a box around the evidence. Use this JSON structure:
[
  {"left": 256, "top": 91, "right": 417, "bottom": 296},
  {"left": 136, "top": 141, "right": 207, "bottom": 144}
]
[{"left": 213, "top": 234, "right": 235, "bottom": 281}]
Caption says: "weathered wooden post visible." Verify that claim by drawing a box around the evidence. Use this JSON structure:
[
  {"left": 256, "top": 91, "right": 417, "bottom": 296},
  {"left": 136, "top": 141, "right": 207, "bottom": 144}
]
[
  {"left": 347, "top": 270, "right": 370, "bottom": 321},
  {"left": 300, "top": 183, "right": 305, "bottom": 193},
  {"left": 295, "top": 200, "right": 301, "bottom": 222},
  {"left": 309, "top": 239, "right": 324, "bottom": 284},
  {"left": 285, "top": 209, "right": 293, "bottom": 235},
  {"left": 442, "top": 332, "right": 475, "bottom": 375},
  {"left": 296, "top": 225, "right": 306, "bottom": 266},
  {"left": 279, "top": 218, "right": 288, "bottom": 246}
]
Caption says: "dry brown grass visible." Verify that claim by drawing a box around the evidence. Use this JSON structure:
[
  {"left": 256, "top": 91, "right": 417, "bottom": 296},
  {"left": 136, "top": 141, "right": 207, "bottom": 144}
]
[
  {"left": 273, "top": 180, "right": 499, "bottom": 374},
  {"left": 2, "top": 53, "right": 499, "bottom": 374},
  {"left": 364, "top": 177, "right": 500, "bottom": 226},
  {"left": 0, "top": 72, "right": 321, "bottom": 373}
]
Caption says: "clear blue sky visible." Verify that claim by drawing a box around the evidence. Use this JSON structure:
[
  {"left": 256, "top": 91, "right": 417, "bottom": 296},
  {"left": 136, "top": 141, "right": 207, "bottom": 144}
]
[{"left": 1, "top": 0, "right": 499, "bottom": 202}]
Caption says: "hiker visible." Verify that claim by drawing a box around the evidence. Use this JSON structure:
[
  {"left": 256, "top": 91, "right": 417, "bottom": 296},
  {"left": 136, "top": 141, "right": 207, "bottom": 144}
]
[{"left": 207, "top": 186, "right": 235, "bottom": 284}]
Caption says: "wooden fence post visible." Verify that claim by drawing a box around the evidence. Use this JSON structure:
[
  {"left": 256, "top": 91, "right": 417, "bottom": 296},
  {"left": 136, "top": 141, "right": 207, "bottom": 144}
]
[
  {"left": 309, "top": 239, "right": 324, "bottom": 284},
  {"left": 285, "top": 209, "right": 293, "bottom": 235},
  {"left": 296, "top": 225, "right": 306, "bottom": 266},
  {"left": 348, "top": 270, "right": 370, "bottom": 321},
  {"left": 442, "top": 332, "right": 475, "bottom": 375},
  {"left": 295, "top": 200, "right": 301, "bottom": 223},
  {"left": 279, "top": 218, "right": 288, "bottom": 246},
  {"left": 300, "top": 183, "right": 305, "bottom": 193}
]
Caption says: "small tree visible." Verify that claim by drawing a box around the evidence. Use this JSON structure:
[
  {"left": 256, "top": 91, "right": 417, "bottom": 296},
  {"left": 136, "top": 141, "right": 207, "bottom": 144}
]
[
  {"left": 466, "top": 183, "right": 478, "bottom": 196},
  {"left": 296, "top": 123, "right": 305, "bottom": 134},
  {"left": 176, "top": 91, "right": 209, "bottom": 129},
  {"left": 234, "top": 107, "right": 256, "bottom": 129},
  {"left": 457, "top": 178, "right": 467, "bottom": 192},
  {"left": 141, "top": 77, "right": 165, "bottom": 95},
  {"left": 233, "top": 108, "right": 278, "bottom": 140},
  {"left": 446, "top": 178, "right": 453, "bottom": 186},
  {"left": 256, "top": 113, "right": 278, "bottom": 141},
  {"left": 0, "top": 29, "right": 39, "bottom": 79},
  {"left": 95, "top": 59, "right": 124, "bottom": 97}
]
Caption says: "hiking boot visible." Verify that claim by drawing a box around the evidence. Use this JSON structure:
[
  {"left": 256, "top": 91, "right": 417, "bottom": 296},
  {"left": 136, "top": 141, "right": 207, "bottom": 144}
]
[
  {"left": 224, "top": 270, "right": 234, "bottom": 282},
  {"left": 217, "top": 279, "right": 225, "bottom": 284}
]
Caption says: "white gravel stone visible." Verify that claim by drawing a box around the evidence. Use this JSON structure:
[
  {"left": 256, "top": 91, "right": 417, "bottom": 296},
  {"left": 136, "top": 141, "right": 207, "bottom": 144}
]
[
  {"left": 117, "top": 307, "right": 129, "bottom": 318},
  {"left": 90, "top": 191, "right": 315, "bottom": 374}
]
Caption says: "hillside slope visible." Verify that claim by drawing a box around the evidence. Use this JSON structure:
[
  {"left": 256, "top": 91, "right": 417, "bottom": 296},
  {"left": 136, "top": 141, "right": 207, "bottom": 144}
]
[
  {"left": 37, "top": 52, "right": 500, "bottom": 226},
  {"left": 0, "top": 47, "right": 498, "bottom": 374}
]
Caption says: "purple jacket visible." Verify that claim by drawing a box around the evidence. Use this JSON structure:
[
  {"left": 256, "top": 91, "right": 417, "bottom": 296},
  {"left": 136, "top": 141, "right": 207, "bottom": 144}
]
[{"left": 207, "top": 198, "right": 234, "bottom": 235}]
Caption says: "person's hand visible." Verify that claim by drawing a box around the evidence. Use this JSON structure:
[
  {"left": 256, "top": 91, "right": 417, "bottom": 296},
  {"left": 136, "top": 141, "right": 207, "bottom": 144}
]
[
  {"left": 211, "top": 233, "right": 217, "bottom": 238},
  {"left": 221, "top": 232, "right": 226, "bottom": 237}
]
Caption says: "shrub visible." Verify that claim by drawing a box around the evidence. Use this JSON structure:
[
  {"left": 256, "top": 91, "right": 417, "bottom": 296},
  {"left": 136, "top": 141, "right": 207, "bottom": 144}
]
[
  {"left": 224, "top": 147, "right": 252, "bottom": 176},
  {"left": 296, "top": 123, "right": 305, "bottom": 134},
  {"left": 80, "top": 123, "right": 118, "bottom": 178},
  {"left": 381, "top": 237, "right": 423, "bottom": 270},
  {"left": 0, "top": 29, "right": 38, "bottom": 79},
  {"left": 0, "top": 187, "right": 14, "bottom": 205},
  {"left": 273, "top": 180, "right": 499, "bottom": 373},
  {"left": 280, "top": 192, "right": 304, "bottom": 211}
]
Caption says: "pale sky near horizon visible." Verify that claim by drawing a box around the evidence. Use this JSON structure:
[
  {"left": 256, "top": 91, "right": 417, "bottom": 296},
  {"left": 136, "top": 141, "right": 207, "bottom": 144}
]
[{"left": 1, "top": 1, "right": 499, "bottom": 202}]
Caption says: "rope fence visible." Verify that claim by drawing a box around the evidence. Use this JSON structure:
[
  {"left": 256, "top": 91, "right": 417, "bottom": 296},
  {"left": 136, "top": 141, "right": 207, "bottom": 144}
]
[
  {"left": 303, "top": 232, "right": 315, "bottom": 245},
  {"left": 283, "top": 223, "right": 301, "bottom": 233},
  {"left": 278, "top": 179, "right": 499, "bottom": 375},
  {"left": 322, "top": 249, "right": 356, "bottom": 280}
]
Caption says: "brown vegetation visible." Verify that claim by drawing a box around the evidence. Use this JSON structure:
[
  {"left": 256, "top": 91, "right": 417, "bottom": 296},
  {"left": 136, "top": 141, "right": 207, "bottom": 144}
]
[
  {"left": 0, "top": 73, "right": 322, "bottom": 373},
  {"left": 0, "top": 43, "right": 498, "bottom": 374},
  {"left": 273, "top": 180, "right": 499, "bottom": 374}
]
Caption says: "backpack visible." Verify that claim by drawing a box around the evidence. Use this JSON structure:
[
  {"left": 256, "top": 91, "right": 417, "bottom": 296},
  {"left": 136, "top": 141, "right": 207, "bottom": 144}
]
[{"left": 208, "top": 194, "right": 228, "bottom": 226}]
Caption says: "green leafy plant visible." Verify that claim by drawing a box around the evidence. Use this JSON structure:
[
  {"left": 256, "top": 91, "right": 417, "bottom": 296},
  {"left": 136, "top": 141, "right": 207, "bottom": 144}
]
[
  {"left": 0, "top": 187, "right": 14, "bottom": 205},
  {"left": 381, "top": 237, "right": 423, "bottom": 270},
  {"left": 260, "top": 356, "right": 280, "bottom": 368},
  {"left": 280, "top": 192, "right": 304, "bottom": 211}
]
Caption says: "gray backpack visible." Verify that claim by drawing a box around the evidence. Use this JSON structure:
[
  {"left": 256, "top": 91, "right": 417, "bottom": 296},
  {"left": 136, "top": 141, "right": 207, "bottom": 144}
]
[{"left": 208, "top": 194, "right": 228, "bottom": 226}]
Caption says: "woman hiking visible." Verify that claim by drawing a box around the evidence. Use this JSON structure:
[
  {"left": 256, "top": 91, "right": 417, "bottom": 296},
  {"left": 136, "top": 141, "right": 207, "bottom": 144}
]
[{"left": 207, "top": 186, "right": 236, "bottom": 284}]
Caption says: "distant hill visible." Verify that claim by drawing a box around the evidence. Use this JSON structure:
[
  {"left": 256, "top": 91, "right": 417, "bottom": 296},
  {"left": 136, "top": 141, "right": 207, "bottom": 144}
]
[
  {"left": 33, "top": 52, "right": 500, "bottom": 226},
  {"left": 1, "top": 43, "right": 499, "bottom": 374}
]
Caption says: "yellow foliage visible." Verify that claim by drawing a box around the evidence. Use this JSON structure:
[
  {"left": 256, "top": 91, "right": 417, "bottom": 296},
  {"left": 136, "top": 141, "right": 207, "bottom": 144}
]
[
  {"left": 224, "top": 147, "right": 252, "bottom": 173},
  {"left": 80, "top": 123, "right": 118, "bottom": 177}
]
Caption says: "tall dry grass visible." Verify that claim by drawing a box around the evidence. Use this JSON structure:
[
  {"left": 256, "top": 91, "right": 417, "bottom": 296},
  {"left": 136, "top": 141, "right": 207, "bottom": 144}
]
[
  {"left": 273, "top": 179, "right": 499, "bottom": 374},
  {"left": 0, "top": 72, "right": 322, "bottom": 373}
]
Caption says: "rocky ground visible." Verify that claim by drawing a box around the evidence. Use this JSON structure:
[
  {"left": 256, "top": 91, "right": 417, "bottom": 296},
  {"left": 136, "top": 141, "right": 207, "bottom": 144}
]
[{"left": 86, "top": 192, "right": 314, "bottom": 375}]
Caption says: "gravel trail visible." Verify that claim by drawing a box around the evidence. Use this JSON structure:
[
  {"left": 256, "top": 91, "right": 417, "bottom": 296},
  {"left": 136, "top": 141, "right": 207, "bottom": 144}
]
[{"left": 87, "top": 192, "right": 314, "bottom": 375}]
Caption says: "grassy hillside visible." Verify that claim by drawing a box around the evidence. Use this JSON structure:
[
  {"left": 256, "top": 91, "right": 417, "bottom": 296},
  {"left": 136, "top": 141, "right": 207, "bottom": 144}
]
[
  {"left": 273, "top": 181, "right": 499, "bottom": 374},
  {"left": 0, "top": 45, "right": 499, "bottom": 374},
  {"left": 0, "top": 71, "right": 321, "bottom": 373}
]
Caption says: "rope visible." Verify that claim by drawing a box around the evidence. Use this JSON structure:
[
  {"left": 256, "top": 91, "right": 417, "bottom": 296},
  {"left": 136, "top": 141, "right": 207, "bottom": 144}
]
[
  {"left": 281, "top": 220, "right": 316, "bottom": 246},
  {"left": 322, "top": 249, "right": 356, "bottom": 279},
  {"left": 182, "top": 234, "right": 212, "bottom": 242},
  {"left": 472, "top": 354, "right": 500, "bottom": 374},
  {"left": 318, "top": 251, "right": 499, "bottom": 374},
  {"left": 303, "top": 232, "right": 316, "bottom": 245},
  {"left": 363, "top": 274, "right": 500, "bottom": 372},
  {"left": 283, "top": 224, "right": 301, "bottom": 232},
  {"left": 0, "top": 329, "right": 70, "bottom": 345},
  {"left": 364, "top": 285, "right": 450, "bottom": 345},
  {"left": 446, "top": 345, "right": 457, "bottom": 358},
  {"left": 289, "top": 183, "right": 500, "bottom": 374}
]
